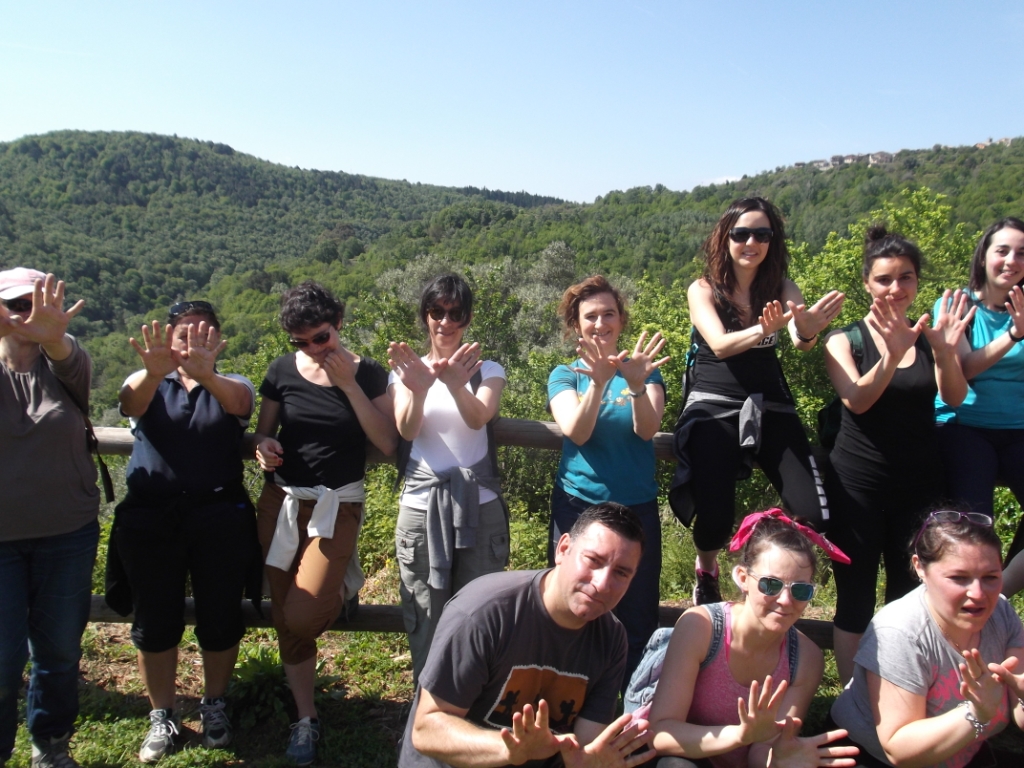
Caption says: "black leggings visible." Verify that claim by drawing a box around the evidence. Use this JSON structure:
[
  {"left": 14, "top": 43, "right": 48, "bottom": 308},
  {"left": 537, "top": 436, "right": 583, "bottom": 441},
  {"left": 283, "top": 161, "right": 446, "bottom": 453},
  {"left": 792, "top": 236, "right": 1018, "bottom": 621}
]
[{"left": 688, "top": 410, "right": 827, "bottom": 552}]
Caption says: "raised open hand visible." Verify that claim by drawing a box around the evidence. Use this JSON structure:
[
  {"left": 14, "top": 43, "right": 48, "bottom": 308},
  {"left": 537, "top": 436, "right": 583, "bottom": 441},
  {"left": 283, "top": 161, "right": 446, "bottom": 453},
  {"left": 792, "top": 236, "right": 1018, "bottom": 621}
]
[
  {"left": 7, "top": 274, "right": 85, "bottom": 347},
  {"left": 789, "top": 290, "right": 845, "bottom": 340},
  {"left": 867, "top": 295, "right": 922, "bottom": 361},
  {"left": 129, "top": 321, "right": 178, "bottom": 378},
  {"left": 559, "top": 713, "right": 654, "bottom": 768},
  {"left": 922, "top": 289, "right": 976, "bottom": 356},
  {"left": 572, "top": 334, "right": 620, "bottom": 388},
  {"left": 988, "top": 654, "right": 1024, "bottom": 703},
  {"left": 736, "top": 676, "right": 788, "bottom": 746},
  {"left": 766, "top": 717, "right": 859, "bottom": 768},
  {"left": 759, "top": 301, "right": 792, "bottom": 337},
  {"left": 177, "top": 321, "right": 227, "bottom": 382},
  {"left": 437, "top": 342, "right": 483, "bottom": 390},
  {"left": 1006, "top": 285, "right": 1024, "bottom": 340},
  {"left": 613, "top": 331, "right": 670, "bottom": 392},
  {"left": 959, "top": 648, "right": 1005, "bottom": 724},
  {"left": 388, "top": 341, "right": 443, "bottom": 394},
  {"left": 499, "top": 700, "right": 561, "bottom": 765}
]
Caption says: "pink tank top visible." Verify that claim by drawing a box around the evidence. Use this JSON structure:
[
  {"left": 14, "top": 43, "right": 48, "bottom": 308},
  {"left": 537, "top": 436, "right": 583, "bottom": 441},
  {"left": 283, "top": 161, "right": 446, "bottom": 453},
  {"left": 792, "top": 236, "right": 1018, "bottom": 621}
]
[{"left": 687, "top": 602, "right": 794, "bottom": 768}]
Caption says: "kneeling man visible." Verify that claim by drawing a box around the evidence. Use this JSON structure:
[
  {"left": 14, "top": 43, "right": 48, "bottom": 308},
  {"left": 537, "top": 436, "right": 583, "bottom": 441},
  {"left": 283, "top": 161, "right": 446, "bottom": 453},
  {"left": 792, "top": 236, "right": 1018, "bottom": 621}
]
[{"left": 400, "top": 502, "right": 655, "bottom": 768}]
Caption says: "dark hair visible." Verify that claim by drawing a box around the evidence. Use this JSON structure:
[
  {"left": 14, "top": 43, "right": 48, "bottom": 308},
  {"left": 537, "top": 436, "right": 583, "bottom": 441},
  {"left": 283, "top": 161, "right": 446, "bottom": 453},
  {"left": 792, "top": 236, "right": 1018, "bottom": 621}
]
[
  {"left": 169, "top": 307, "right": 220, "bottom": 331},
  {"left": 702, "top": 197, "right": 789, "bottom": 331},
  {"left": 969, "top": 217, "right": 1024, "bottom": 294},
  {"left": 567, "top": 502, "right": 645, "bottom": 553},
  {"left": 419, "top": 274, "right": 473, "bottom": 329},
  {"left": 862, "top": 225, "right": 923, "bottom": 280},
  {"left": 735, "top": 513, "right": 818, "bottom": 578},
  {"left": 913, "top": 510, "right": 1002, "bottom": 568},
  {"left": 279, "top": 281, "right": 345, "bottom": 333},
  {"left": 558, "top": 275, "right": 629, "bottom": 338}
]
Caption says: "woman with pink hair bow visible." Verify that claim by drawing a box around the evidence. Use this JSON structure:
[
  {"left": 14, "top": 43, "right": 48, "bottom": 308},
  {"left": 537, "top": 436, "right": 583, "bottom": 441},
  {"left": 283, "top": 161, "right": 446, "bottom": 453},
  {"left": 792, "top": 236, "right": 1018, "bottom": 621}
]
[{"left": 645, "top": 510, "right": 858, "bottom": 768}]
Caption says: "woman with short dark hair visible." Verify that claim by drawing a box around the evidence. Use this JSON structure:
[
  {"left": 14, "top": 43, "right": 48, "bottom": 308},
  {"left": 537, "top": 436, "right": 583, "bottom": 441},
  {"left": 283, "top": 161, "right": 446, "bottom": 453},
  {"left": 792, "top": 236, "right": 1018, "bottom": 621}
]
[
  {"left": 116, "top": 299, "right": 257, "bottom": 762},
  {"left": 254, "top": 280, "right": 396, "bottom": 765},
  {"left": 387, "top": 273, "right": 508, "bottom": 682}
]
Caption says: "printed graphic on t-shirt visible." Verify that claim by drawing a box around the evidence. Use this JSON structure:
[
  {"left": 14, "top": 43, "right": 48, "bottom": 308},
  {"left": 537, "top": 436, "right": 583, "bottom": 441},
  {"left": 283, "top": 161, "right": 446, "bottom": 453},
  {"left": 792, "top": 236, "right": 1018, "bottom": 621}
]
[
  {"left": 485, "top": 665, "right": 589, "bottom": 733},
  {"left": 926, "top": 665, "right": 1008, "bottom": 768},
  {"left": 753, "top": 331, "right": 777, "bottom": 348}
]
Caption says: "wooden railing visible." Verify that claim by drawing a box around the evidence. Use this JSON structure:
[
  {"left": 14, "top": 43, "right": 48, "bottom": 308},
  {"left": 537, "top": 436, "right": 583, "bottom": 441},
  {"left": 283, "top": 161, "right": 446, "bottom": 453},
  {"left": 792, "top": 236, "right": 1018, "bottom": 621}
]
[{"left": 91, "top": 420, "right": 836, "bottom": 649}]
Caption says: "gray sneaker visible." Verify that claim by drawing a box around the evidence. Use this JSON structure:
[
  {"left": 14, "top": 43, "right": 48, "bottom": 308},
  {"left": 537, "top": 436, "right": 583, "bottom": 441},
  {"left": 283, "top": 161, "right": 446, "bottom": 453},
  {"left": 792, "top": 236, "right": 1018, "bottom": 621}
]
[
  {"left": 139, "top": 708, "right": 180, "bottom": 763},
  {"left": 31, "top": 733, "right": 78, "bottom": 768},
  {"left": 200, "top": 696, "right": 233, "bottom": 748},
  {"left": 286, "top": 717, "right": 321, "bottom": 766}
]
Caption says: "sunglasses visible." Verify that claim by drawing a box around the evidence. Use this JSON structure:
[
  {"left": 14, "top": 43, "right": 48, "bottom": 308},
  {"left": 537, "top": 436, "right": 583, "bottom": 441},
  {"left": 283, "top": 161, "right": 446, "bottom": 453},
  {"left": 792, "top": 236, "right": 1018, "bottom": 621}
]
[
  {"left": 427, "top": 305, "right": 466, "bottom": 324},
  {"left": 168, "top": 300, "right": 215, "bottom": 320},
  {"left": 287, "top": 329, "right": 333, "bottom": 348},
  {"left": 912, "top": 510, "right": 994, "bottom": 552},
  {"left": 2, "top": 297, "right": 33, "bottom": 314},
  {"left": 729, "top": 227, "right": 774, "bottom": 244},
  {"left": 747, "top": 570, "right": 816, "bottom": 602}
]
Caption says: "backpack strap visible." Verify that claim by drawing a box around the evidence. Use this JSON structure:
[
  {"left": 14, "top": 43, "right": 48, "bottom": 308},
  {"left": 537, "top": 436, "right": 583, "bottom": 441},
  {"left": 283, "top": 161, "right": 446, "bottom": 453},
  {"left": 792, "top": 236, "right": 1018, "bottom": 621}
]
[
  {"left": 55, "top": 377, "right": 115, "bottom": 503},
  {"left": 846, "top": 321, "right": 864, "bottom": 373},
  {"left": 699, "top": 602, "right": 727, "bottom": 669},
  {"left": 786, "top": 625, "right": 800, "bottom": 680}
]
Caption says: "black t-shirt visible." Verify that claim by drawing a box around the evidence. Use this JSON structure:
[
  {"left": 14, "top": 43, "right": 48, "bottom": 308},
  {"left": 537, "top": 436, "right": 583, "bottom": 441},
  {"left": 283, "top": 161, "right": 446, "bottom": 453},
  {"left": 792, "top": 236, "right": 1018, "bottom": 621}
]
[{"left": 259, "top": 354, "right": 388, "bottom": 488}]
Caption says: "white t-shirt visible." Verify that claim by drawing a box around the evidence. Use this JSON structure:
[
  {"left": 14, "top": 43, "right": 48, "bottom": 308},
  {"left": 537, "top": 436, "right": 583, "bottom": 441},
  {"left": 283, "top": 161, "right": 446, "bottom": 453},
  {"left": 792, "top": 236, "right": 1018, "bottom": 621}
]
[{"left": 390, "top": 359, "right": 506, "bottom": 510}]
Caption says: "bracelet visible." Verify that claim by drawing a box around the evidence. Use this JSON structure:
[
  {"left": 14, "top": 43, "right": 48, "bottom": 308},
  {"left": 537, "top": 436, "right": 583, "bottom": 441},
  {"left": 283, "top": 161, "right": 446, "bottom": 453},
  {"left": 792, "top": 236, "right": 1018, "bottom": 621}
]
[
  {"left": 1009, "top": 328, "right": 1024, "bottom": 343},
  {"left": 628, "top": 385, "right": 647, "bottom": 399},
  {"left": 795, "top": 330, "right": 818, "bottom": 344},
  {"left": 960, "top": 701, "right": 989, "bottom": 739}
]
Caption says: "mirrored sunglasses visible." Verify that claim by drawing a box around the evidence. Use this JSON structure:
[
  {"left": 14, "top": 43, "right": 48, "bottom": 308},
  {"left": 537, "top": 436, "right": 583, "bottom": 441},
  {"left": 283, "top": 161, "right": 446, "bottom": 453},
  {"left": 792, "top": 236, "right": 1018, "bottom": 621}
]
[
  {"left": 427, "top": 305, "right": 466, "bottom": 323},
  {"left": 287, "top": 329, "right": 332, "bottom": 348},
  {"left": 912, "top": 510, "right": 994, "bottom": 552},
  {"left": 728, "top": 227, "right": 773, "bottom": 244},
  {"left": 168, "top": 300, "right": 215, "bottom": 320},
  {"left": 748, "top": 571, "right": 815, "bottom": 602}
]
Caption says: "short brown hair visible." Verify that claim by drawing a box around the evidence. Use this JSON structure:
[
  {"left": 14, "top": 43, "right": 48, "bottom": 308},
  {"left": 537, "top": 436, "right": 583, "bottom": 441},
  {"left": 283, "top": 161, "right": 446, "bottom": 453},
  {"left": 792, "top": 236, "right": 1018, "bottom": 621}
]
[{"left": 557, "top": 275, "right": 628, "bottom": 338}]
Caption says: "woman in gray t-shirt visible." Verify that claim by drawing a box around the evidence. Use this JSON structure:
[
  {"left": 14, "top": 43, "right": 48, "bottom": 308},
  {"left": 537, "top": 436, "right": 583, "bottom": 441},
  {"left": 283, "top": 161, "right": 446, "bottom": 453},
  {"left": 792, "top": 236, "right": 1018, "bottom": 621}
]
[{"left": 831, "top": 510, "right": 1024, "bottom": 768}]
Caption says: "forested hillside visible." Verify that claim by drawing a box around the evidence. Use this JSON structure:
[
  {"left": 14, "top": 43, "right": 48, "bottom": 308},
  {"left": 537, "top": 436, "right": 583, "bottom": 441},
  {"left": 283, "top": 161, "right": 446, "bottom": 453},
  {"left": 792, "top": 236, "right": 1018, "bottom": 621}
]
[{"left": 1, "top": 129, "right": 1023, "bottom": 416}]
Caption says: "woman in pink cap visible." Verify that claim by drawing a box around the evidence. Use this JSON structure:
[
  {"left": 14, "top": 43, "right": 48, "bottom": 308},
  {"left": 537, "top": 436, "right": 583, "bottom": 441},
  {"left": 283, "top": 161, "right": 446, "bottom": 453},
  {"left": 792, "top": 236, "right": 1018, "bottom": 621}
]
[{"left": 0, "top": 268, "right": 96, "bottom": 768}]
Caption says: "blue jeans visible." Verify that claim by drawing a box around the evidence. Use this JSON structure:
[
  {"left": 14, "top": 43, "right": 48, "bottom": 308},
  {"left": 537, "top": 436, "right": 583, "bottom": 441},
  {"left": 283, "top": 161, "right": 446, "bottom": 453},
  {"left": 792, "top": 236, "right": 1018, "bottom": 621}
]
[
  {"left": 548, "top": 486, "right": 662, "bottom": 688},
  {"left": 0, "top": 519, "right": 99, "bottom": 758}
]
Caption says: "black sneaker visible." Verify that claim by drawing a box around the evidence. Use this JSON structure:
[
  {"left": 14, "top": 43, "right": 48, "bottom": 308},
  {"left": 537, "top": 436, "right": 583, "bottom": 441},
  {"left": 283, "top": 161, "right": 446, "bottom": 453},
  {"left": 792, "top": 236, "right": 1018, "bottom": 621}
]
[
  {"left": 31, "top": 733, "right": 78, "bottom": 768},
  {"left": 693, "top": 565, "right": 722, "bottom": 606},
  {"left": 200, "top": 696, "right": 232, "bottom": 748},
  {"left": 139, "top": 708, "right": 180, "bottom": 763}
]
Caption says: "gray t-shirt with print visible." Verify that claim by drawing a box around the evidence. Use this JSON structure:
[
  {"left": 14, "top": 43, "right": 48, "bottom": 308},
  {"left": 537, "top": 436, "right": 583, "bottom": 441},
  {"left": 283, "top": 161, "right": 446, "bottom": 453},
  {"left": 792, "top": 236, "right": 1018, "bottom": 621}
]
[{"left": 831, "top": 584, "right": 1024, "bottom": 768}]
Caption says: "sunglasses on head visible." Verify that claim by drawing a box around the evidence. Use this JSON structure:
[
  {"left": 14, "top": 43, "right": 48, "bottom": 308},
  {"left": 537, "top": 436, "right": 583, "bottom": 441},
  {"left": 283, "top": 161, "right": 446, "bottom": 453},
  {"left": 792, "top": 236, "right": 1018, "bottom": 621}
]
[
  {"left": 747, "top": 570, "right": 815, "bottom": 602},
  {"left": 2, "top": 297, "right": 33, "bottom": 314},
  {"left": 912, "top": 510, "right": 994, "bottom": 552},
  {"left": 168, "top": 300, "right": 215, "bottom": 321},
  {"left": 729, "top": 227, "right": 774, "bottom": 244},
  {"left": 287, "top": 329, "right": 332, "bottom": 348},
  {"left": 427, "top": 305, "right": 466, "bottom": 324}
]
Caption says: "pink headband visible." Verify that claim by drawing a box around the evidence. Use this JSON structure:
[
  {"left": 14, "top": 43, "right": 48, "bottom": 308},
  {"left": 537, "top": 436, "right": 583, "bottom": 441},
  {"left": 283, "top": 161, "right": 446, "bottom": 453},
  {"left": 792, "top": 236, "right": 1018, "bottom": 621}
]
[{"left": 728, "top": 508, "right": 851, "bottom": 565}]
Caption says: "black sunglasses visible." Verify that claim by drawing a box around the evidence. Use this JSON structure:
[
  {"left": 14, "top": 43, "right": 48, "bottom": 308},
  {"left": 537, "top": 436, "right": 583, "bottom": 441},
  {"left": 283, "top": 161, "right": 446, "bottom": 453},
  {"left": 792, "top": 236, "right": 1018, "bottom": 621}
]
[
  {"left": 427, "top": 305, "right": 467, "bottom": 324},
  {"left": 729, "top": 227, "right": 774, "bottom": 244},
  {"left": 2, "top": 297, "right": 33, "bottom": 314},
  {"left": 168, "top": 300, "right": 215, "bottom": 320},
  {"left": 288, "top": 329, "right": 333, "bottom": 348},
  {"left": 912, "top": 510, "right": 994, "bottom": 552},
  {"left": 747, "top": 570, "right": 815, "bottom": 602}
]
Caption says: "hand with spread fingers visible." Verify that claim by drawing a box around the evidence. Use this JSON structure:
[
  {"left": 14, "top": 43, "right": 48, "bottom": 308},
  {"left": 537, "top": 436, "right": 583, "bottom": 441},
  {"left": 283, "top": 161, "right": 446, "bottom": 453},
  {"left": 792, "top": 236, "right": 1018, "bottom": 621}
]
[
  {"left": 571, "top": 334, "right": 620, "bottom": 389},
  {"left": 1005, "top": 285, "right": 1024, "bottom": 339},
  {"left": 437, "top": 341, "right": 484, "bottom": 390},
  {"left": 758, "top": 300, "right": 792, "bottom": 337},
  {"left": 868, "top": 295, "right": 924, "bottom": 362},
  {"left": 177, "top": 321, "right": 228, "bottom": 383},
  {"left": 789, "top": 290, "right": 845, "bottom": 340},
  {"left": 129, "top": 321, "right": 179, "bottom": 379},
  {"left": 559, "top": 713, "right": 655, "bottom": 768},
  {"left": 766, "top": 718, "right": 859, "bottom": 768},
  {"left": 922, "top": 289, "right": 976, "bottom": 357},
  {"left": 613, "top": 331, "right": 670, "bottom": 393},
  {"left": 498, "top": 700, "right": 562, "bottom": 765},
  {"left": 736, "top": 676, "right": 788, "bottom": 746},
  {"left": 988, "top": 654, "right": 1024, "bottom": 703},
  {"left": 7, "top": 274, "right": 85, "bottom": 347},
  {"left": 959, "top": 648, "right": 1005, "bottom": 725},
  {"left": 388, "top": 340, "right": 444, "bottom": 394}
]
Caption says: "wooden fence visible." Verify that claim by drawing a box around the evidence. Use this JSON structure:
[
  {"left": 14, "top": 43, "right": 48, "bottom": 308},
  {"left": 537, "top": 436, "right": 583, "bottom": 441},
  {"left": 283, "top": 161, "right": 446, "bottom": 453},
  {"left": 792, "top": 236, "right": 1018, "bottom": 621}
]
[{"left": 92, "top": 420, "right": 836, "bottom": 649}]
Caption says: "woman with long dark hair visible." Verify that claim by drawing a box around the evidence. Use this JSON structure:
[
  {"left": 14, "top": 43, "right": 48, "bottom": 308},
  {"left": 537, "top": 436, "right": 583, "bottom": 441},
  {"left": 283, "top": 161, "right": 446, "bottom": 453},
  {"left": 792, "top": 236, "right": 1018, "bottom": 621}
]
[{"left": 672, "top": 197, "right": 844, "bottom": 606}]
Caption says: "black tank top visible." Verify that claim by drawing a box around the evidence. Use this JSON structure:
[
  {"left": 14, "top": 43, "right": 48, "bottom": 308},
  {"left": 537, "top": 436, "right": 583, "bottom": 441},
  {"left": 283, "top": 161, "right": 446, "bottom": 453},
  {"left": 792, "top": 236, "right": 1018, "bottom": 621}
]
[
  {"left": 831, "top": 320, "right": 940, "bottom": 483},
  {"left": 691, "top": 305, "right": 793, "bottom": 404}
]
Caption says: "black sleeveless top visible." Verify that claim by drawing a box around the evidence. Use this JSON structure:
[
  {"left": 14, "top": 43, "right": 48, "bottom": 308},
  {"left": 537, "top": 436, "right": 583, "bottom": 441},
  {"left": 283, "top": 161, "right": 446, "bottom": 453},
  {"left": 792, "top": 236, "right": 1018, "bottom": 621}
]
[
  {"left": 691, "top": 305, "right": 793, "bottom": 404},
  {"left": 831, "top": 320, "right": 940, "bottom": 485}
]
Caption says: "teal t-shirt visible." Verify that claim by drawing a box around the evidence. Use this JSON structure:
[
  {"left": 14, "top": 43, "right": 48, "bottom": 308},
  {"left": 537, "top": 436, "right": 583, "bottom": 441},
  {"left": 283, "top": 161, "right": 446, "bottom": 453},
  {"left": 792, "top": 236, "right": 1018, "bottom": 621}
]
[
  {"left": 935, "top": 294, "right": 1024, "bottom": 428},
  {"left": 547, "top": 362, "right": 665, "bottom": 506}
]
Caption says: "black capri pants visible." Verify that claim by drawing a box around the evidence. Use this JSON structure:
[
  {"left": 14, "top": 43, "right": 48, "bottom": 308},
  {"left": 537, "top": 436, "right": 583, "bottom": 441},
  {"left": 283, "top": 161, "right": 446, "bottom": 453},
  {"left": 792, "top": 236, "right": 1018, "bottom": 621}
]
[
  {"left": 688, "top": 409, "right": 828, "bottom": 552},
  {"left": 113, "top": 493, "right": 256, "bottom": 653}
]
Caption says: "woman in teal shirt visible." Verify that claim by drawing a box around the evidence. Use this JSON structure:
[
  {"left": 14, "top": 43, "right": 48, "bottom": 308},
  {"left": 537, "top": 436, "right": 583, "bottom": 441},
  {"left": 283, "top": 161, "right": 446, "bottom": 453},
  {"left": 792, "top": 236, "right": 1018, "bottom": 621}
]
[
  {"left": 547, "top": 274, "right": 668, "bottom": 681},
  {"left": 936, "top": 217, "right": 1024, "bottom": 559}
]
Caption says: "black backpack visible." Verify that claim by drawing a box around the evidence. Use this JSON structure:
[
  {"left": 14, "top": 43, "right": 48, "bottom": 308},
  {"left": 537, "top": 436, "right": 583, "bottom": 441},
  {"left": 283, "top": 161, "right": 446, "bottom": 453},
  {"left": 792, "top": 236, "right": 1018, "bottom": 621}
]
[{"left": 816, "top": 323, "right": 864, "bottom": 450}]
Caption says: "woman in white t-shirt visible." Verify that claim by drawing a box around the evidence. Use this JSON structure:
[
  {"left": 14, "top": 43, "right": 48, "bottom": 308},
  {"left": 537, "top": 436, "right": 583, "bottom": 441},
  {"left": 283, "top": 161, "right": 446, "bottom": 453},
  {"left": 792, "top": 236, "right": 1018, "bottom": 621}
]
[{"left": 388, "top": 274, "right": 509, "bottom": 680}]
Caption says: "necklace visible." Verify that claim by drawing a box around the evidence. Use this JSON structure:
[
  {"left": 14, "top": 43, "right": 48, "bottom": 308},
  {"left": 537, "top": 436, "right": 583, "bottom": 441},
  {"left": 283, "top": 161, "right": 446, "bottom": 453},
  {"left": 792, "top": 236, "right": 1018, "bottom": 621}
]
[{"left": 926, "top": 597, "right": 976, "bottom": 653}]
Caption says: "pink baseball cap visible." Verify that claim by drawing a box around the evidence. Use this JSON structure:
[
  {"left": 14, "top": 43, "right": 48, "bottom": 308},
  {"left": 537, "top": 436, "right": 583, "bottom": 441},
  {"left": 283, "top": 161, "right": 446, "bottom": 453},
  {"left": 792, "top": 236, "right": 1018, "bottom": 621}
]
[{"left": 0, "top": 268, "right": 46, "bottom": 300}]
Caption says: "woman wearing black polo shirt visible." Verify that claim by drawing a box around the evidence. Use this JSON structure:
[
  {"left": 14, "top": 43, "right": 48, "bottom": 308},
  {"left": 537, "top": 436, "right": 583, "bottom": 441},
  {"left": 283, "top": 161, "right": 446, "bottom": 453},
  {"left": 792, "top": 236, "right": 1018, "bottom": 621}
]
[
  {"left": 116, "top": 300, "right": 257, "bottom": 762},
  {"left": 254, "top": 281, "right": 396, "bottom": 766}
]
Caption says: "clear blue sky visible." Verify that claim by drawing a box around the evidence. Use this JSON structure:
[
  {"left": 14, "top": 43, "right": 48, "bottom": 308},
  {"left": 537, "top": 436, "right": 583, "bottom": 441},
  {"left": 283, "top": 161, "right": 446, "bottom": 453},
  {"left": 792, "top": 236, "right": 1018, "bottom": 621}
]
[{"left": 2, "top": 1, "right": 1023, "bottom": 203}]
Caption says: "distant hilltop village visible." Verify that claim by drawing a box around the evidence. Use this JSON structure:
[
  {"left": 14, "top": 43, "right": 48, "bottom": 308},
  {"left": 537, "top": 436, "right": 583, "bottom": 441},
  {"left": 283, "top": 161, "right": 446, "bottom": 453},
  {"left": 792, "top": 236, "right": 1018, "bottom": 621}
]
[{"left": 796, "top": 137, "right": 1014, "bottom": 171}]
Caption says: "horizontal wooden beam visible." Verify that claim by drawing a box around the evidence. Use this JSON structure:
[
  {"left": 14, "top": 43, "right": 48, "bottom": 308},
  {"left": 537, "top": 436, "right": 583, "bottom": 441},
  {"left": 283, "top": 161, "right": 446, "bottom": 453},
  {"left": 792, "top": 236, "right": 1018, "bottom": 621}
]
[{"left": 89, "top": 595, "right": 835, "bottom": 649}]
